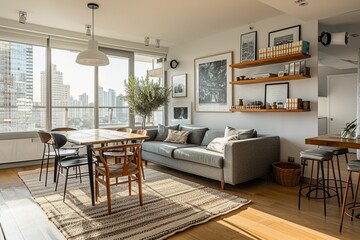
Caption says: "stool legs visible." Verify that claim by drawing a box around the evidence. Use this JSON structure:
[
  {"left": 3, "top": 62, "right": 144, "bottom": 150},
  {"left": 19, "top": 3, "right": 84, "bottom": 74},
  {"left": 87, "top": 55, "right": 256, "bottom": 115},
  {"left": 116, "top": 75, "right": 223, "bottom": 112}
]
[
  {"left": 320, "top": 161, "right": 327, "bottom": 216},
  {"left": 298, "top": 158, "right": 307, "bottom": 211},
  {"left": 340, "top": 171, "right": 352, "bottom": 232}
]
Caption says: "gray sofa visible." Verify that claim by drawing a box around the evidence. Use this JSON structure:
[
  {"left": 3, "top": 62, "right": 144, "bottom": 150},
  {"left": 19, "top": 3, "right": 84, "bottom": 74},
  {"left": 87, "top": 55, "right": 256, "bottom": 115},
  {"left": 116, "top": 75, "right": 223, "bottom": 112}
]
[{"left": 142, "top": 126, "right": 280, "bottom": 189}]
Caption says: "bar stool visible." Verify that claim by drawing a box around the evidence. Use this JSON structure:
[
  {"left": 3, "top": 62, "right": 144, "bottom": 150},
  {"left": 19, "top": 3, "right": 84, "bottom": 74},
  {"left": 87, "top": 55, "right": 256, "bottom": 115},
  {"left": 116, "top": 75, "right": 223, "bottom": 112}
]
[
  {"left": 298, "top": 149, "right": 340, "bottom": 216},
  {"left": 339, "top": 160, "right": 360, "bottom": 232},
  {"left": 319, "top": 146, "right": 352, "bottom": 201}
]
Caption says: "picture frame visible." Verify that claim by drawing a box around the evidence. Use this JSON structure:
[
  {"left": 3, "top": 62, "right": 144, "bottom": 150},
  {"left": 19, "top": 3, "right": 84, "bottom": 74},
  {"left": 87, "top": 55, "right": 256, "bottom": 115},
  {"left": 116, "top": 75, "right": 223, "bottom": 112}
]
[
  {"left": 264, "top": 82, "right": 289, "bottom": 107},
  {"left": 194, "top": 52, "right": 233, "bottom": 112},
  {"left": 268, "top": 25, "right": 301, "bottom": 47},
  {"left": 240, "top": 31, "right": 257, "bottom": 62},
  {"left": 170, "top": 102, "right": 191, "bottom": 124},
  {"left": 172, "top": 74, "right": 187, "bottom": 98}
]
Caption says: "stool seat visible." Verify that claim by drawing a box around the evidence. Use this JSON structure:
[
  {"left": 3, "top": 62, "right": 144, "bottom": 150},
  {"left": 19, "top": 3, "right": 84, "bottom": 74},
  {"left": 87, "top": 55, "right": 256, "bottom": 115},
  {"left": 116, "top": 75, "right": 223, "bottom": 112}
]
[
  {"left": 319, "top": 147, "right": 349, "bottom": 155},
  {"left": 300, "top": 149, "right": 333, "bottom": 161},
  {"left": 347, "top": 160, "right": 360, "bottom": 171}
]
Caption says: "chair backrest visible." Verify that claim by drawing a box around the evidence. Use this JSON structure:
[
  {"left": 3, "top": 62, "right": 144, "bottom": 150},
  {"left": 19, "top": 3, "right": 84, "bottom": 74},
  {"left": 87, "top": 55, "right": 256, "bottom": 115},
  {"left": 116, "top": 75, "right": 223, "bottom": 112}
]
[
  {"left": 51, "top": 133, "right": 68, "bottom": 150},
  {"left": 51, "top": 127, "right": 77, "bottom": 132},
  {"left": 131, "top": 129, "right": 147, "bottom": 143},
  {"left": 116, "top": 127, "right": 132, "bottom": 133},
  {"left": 38, "top": 130, "right": 52, "bottom": 144}
]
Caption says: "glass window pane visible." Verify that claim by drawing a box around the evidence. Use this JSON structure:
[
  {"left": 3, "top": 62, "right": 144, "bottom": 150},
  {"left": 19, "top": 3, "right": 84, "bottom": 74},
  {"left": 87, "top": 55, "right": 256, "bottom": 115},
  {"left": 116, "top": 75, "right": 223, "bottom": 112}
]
[
  {"left": 0, "top": 41, "right": 46, "bottom": 132},
  {"left": 51, "top": 48, "right": 94, "bottom": 129},
  {"left": 98, "top": 55, "right": 129, "bottom": 128}
]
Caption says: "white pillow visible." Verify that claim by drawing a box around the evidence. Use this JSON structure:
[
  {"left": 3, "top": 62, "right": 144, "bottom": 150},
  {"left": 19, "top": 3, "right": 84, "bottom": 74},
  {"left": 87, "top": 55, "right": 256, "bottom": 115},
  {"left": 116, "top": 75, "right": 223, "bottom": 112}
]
[
  {"left": 224, "top": 126, "right": 255, "bottom": 140},
  {"left": 206, "top": 135, "right": 238, "bottom": 153}
]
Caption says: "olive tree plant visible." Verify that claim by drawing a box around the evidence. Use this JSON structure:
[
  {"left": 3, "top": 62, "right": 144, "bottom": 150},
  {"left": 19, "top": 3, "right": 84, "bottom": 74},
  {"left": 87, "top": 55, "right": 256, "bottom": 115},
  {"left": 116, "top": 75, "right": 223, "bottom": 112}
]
[{"left": 124, "top": 75, "right": 171, "bottom": 129}]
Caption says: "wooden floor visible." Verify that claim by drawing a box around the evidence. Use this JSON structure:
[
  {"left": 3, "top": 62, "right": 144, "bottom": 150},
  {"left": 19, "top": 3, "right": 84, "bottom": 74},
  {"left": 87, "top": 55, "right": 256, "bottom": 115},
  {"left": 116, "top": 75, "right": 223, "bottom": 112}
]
[{"left": 0, "top": 162, "right": 359, "bottom": 240}]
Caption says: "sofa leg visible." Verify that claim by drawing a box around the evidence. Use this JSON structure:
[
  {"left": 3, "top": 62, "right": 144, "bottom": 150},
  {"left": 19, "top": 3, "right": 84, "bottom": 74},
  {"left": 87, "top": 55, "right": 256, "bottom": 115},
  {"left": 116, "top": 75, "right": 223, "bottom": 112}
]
[
  {"left": 221, "top": 181, "right": 225, "bottom": 190},
  {"left": 144, "top": 160, "right": 148, "bottom": 166}
]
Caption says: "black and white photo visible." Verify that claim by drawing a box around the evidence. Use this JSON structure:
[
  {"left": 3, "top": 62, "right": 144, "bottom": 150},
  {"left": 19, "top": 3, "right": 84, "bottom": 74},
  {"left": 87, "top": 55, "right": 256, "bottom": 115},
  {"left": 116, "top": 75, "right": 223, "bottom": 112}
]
[
  {"left": 172, "top": 74, "right": 187, "bottom": 98},
  {"left": 240, "top": 31, "right": 257, "bottom": 62},
  {"left": 194, "top": 52, "right": 233, "bottom": 112},
  {"left": 171, "top": 102, "right": 191, "bottom": 124},
  {"left": 268, "top": 25, "right": 301, "bottom": 47}
]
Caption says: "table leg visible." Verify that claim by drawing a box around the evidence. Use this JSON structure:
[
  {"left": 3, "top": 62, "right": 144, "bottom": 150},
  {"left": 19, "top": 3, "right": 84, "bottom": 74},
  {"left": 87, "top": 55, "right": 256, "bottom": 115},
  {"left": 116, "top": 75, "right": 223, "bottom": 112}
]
[
  {"left": 53, "top": 155, "right": 58, "bottom": 183},
  {"left": 86, "top": 145, "right": 95, "bottom": 206}
]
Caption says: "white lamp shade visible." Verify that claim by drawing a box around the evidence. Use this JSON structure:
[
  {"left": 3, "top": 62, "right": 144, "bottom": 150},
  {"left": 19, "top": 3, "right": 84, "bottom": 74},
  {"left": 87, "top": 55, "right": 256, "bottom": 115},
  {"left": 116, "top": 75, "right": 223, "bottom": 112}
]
[{"left": 76, "top": 40, "right": 109, "bottom": 66}]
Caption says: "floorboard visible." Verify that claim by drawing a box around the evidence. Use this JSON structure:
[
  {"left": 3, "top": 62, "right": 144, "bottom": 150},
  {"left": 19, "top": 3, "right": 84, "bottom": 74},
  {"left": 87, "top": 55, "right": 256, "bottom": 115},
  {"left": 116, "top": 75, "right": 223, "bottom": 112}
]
[{"left": 0, "top": 159, "right": 358, "bottom": 240}]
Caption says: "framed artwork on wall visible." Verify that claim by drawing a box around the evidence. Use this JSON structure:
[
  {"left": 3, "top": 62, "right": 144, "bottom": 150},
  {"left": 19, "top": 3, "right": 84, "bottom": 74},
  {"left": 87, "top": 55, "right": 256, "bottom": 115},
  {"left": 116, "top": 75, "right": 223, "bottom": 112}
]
[
  {"left": 194, "top": 52, "right": 233, "bottom": 112},
  {"left": 170, "top": 102, "right": 191, "bottom": 124},
  {"left": 268, "top": 25, "right": 301, "bottom": 47},
  {"left": 172, "top": 74, "right": 187, "bottom": 98},
  {"left": 240, "top": 31, "right": 257, "bottom": 62},
  {"left": 264, "top": 82, "right": 289, "bottom": 107}
]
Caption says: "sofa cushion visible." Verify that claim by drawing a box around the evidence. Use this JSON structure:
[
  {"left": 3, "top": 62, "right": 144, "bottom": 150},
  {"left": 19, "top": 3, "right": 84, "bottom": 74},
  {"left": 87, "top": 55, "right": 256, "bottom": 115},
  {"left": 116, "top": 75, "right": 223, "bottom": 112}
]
[
  {"left": 206, "top": 135, "right": 238, "bottom": 153},
  {"left": 173, "top": 146, "right": 224, "bottom": 168},
  {"left": 154, "top": 124, "right": 179, "bottom": 141},
  {"left": 164, "top": 130, "right": 191, "bottom": 144},
  {"left": 224, "top": 126, "right": 256, "bottom": 139},
  {"left": 201, "top": 130, "right": 224, "bottom": 146},
  {"left": 142, "top": 141, "right": 197, "bottom": 158},
  {"left": 180, "top": 126, "right": 208, "bottom": 145}
]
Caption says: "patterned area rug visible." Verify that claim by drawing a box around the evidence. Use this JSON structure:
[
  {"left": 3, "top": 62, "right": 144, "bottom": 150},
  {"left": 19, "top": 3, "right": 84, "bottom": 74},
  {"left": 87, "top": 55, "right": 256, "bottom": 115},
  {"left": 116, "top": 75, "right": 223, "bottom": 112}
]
[{"left": 18, "top": 168, "right": 250, "bottom": 240}]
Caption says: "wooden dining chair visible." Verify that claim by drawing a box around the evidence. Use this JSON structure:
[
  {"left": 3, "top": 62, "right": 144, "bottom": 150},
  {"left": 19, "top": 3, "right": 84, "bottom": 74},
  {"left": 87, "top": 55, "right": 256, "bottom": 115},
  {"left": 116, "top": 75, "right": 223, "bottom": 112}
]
[{"left": 94, "top": 142, "right": 143, "bottom": 214}]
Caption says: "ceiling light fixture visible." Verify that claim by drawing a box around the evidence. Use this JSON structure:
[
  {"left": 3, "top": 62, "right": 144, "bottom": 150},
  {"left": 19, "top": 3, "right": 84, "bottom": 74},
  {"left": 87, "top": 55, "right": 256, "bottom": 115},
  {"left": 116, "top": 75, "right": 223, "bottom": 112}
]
[
  {"left": 76, "top": 3, "right": 109, "bottom": 66},
  {"left": 144, "top": 36, "right": 150, "bottom": 46},
  {"left": 155, "top": 39, "right": 160, "bottom": 48},
  {"left": 294, "top": 0, "right": 308, "bottom": 6},
  {"left": 19, "top": 11, "right": 27, "bottom": 24}
]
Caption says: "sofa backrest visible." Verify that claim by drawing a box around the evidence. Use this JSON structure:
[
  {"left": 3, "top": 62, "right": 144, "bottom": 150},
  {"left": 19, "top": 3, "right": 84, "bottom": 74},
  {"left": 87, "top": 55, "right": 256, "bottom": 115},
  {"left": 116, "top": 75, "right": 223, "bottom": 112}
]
[
  {"left": 179, "top": 126, "right": 208, "bottom": 145},
  {"left": 200, "top": 130, "right": 224, "bottom": 146}
]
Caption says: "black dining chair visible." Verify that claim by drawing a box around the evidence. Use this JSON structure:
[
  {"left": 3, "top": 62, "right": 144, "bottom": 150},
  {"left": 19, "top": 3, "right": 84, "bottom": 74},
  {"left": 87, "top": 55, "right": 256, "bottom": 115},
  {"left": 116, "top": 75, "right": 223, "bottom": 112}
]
[{"left": 51, "top": 133, "right": 90, "bottom": 202}]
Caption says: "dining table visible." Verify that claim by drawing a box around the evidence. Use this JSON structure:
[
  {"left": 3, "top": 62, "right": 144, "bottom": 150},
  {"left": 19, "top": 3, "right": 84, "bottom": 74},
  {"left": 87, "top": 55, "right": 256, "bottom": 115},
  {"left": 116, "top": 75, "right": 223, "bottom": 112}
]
[
  {"left": 54, "top": 129, "right": 149, "bottom": 206},
  {"left": 305, "top": 134, "right": 360, "bottom": 149}
]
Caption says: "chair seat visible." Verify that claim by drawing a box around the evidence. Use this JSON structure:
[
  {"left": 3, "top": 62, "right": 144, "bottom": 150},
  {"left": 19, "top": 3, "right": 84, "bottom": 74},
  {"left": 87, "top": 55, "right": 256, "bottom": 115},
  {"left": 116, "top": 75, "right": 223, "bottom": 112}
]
[
  {"left": 103, "top": 150, "right": 133, "bottom": 157},
  {"left": 300, "top": 149, "right": 333, "bottom": 161},
  {"left": 45, "top": 149, "right": 77, "bottom": 157},
  {"left": 318, "top": 146, "right": 348, "bottom": 155},
  {"left": 96, "top": 163, "right": 138, "bottom": 178},
  {"left": 60, "top": 156, "right": 89, "bottom": 168},
  {"left": 347, "top": 160, "right": 360, "bottom": 172}
]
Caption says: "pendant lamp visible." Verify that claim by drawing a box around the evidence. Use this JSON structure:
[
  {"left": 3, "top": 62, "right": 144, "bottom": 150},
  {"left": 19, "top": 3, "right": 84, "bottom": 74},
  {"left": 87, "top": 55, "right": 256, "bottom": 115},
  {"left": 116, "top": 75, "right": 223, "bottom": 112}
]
[{"left": 76, "top": 3, "right": 109, "bottom": 66}]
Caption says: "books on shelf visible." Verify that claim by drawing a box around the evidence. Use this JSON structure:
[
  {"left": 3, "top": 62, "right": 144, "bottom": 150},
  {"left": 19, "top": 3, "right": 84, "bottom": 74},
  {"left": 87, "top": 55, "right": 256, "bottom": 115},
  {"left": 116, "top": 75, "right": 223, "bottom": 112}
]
[
  {"left": 252, "top": 73, "right": 277, "bottom": 79},
  {"left": 258, "top": 40, "right": 310, "bottom": 60}
]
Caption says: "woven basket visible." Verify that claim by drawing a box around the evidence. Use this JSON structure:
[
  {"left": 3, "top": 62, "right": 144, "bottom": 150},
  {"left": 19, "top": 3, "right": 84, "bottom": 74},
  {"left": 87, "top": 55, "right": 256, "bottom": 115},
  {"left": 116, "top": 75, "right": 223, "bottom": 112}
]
[{"left": 272, "top": 162, "right": 301, "bottom": 187}]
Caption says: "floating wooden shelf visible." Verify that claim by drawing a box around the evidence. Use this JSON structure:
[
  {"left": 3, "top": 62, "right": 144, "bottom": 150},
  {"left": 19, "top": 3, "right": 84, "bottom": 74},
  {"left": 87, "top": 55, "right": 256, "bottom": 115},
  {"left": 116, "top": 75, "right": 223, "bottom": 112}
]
[
  {"left": 230, "top": 53, "right": 311, "bottom": 69},
  {"left": 230, "top": 74, "right": 311, "bottom": 85},
  {"left": 230, "top": 108, "right": 311, "bottom": 113}
]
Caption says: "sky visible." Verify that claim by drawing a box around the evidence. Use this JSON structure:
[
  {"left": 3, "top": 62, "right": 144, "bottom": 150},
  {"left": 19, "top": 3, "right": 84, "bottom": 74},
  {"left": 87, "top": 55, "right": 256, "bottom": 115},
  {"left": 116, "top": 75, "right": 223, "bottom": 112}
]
[{"left": 32, "top": 46, "right": 152, "bottom": 103}]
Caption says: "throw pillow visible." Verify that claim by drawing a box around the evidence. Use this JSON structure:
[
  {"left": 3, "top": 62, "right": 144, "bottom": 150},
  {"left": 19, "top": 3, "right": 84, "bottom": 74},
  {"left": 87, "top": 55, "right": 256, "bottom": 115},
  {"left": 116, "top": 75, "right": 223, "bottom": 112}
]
[
  {"left": 180, "top": 126, "right": 208, "bottom": 145},
  {"left": 224, "top": 126, "right": 255, "bottom": 140},
  {"left": 206, "top": 135, "right": 238, "bottom": 153},
  {"left": 155, "top": 124, "right": 179, "bottom": 141},
  {"left": 164, "top": 130, "right": 191, "bottom": 144}
]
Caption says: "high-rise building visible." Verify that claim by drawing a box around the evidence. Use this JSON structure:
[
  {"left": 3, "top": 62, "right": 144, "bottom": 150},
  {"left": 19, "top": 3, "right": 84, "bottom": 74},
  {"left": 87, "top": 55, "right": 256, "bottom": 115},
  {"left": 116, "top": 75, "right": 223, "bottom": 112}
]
[{"left": 0, "top": 41, "right": 33, "bottom": 131}]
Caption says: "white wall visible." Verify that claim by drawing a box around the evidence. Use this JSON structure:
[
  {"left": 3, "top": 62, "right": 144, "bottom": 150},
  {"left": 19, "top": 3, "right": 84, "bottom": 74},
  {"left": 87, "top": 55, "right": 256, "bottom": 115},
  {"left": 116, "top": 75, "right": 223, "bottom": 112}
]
[{"left": 167, "top": 14, "right": 318, "bottom": 164}]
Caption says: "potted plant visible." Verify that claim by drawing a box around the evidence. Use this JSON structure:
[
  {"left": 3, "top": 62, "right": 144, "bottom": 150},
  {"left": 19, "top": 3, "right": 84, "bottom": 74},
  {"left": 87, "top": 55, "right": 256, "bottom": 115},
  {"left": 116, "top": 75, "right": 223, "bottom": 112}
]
[
  {"left": 124, "top": 75, "right": 171, "bottom": 129},
  {"left": 341, "top": 119, "right": 358, "bottom": 138},
  {"left": 272, "top": 101, "right": 277, "bottom": 109}
]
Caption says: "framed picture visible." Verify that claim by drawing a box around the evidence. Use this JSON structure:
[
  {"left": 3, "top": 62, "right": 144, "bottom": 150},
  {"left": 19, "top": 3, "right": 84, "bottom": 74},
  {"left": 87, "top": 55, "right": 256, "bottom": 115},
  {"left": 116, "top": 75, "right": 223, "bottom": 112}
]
[
  {"left": 171, "top": 102, "right": 191, "bottom": 124},
  {"left": 172, "top": 74, "right": 187, "bottom": 98},
  {"left": 240, "top": 31, "right": 257, "bottom": 62},
  {"left": 264, "top": 82, "right": 289, "bottom": 106},
  {"left": 194, "top": 52, "right": 233, "bottom": 112},
  {"left": 268, "top": 25, "right": 301, "bottom": 47}
]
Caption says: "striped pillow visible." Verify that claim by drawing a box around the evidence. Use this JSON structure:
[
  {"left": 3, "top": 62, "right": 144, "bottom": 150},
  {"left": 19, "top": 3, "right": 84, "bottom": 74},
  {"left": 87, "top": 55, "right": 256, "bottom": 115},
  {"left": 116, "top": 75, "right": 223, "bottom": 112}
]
[{"left": 164, "top": 130, "right": 191, "bottom": 144}]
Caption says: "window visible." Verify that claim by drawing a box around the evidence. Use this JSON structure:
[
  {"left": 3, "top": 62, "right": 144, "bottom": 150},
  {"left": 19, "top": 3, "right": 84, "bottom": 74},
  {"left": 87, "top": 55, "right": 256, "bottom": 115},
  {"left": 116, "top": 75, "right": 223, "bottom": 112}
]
[
  {"left": 51, "top": 48, "right": 94, "bottom": 129},
  {"left": 98, "top": 55, "right": 129, "bottom": 128},
  {"left": 134, "top": 55, "right": 165, "bottom": 128},
  {"left": 0, "top": 41, "right": 46, "bottom": 132}
]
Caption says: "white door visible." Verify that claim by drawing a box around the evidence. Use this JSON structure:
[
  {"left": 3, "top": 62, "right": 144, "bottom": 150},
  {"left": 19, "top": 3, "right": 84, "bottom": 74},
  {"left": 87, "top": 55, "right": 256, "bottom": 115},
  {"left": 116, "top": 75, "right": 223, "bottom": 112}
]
[{"left": 328, "top": 73, "right": 357, "bottom": 134}]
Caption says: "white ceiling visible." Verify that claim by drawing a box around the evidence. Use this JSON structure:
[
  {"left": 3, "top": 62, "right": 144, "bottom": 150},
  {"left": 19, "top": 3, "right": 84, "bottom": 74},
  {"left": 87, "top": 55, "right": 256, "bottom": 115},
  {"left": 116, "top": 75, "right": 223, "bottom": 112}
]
[{"left": 0, "top": 0, "right": 360, "bottom": 48}]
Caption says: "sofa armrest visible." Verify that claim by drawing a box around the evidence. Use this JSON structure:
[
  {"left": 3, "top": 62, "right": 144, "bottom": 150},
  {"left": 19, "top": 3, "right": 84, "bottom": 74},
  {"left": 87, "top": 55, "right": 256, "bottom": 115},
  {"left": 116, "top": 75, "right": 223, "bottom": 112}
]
[{"left": 223, "top": 135, "right": 280, "bottom": 185}]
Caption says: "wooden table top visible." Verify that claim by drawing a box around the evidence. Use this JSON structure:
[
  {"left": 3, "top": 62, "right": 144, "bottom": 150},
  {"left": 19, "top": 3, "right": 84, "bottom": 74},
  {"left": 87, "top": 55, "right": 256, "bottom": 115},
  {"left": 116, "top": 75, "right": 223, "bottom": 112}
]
[
  {"left": 63, "top": 129, "right": 148, "bottom": 145},
  {"left": 305, "top": 134, "right": 360, "bottom": 149}
]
